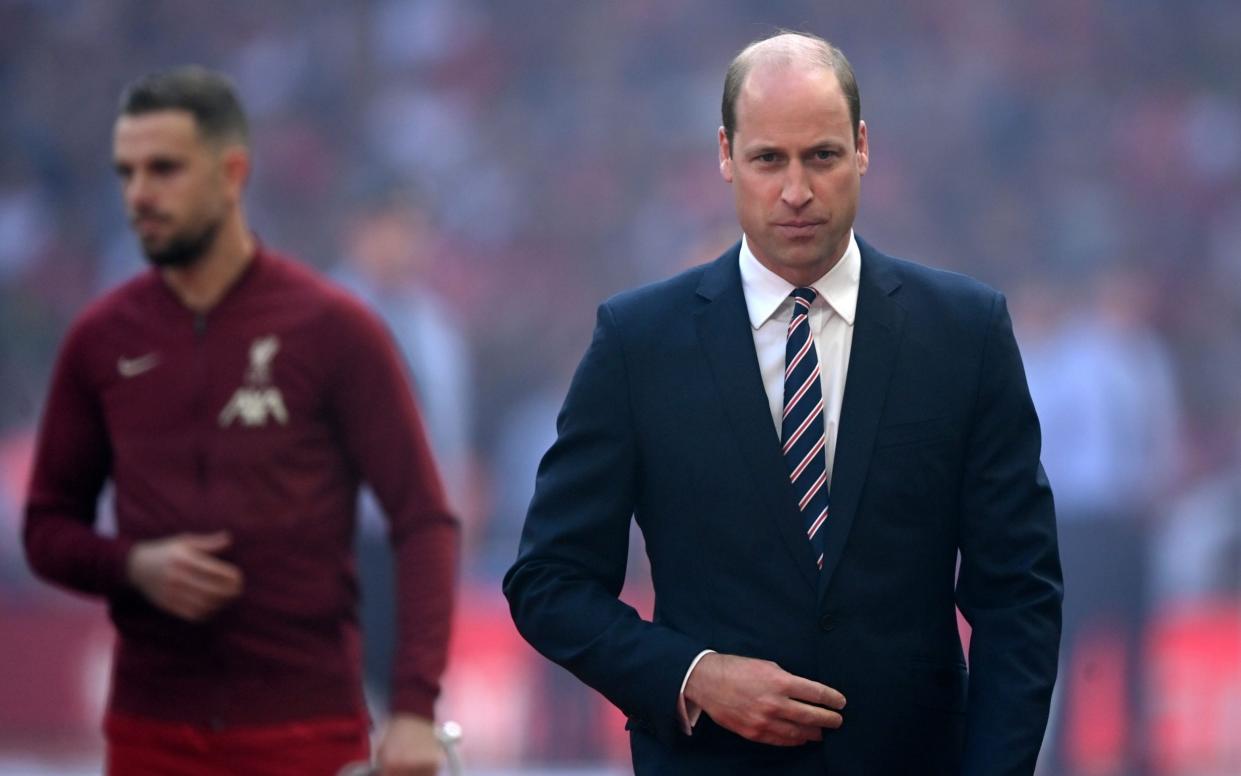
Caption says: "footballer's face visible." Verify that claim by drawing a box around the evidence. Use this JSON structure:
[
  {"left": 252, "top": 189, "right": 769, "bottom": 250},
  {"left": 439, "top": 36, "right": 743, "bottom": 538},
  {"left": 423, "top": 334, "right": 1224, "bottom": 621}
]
[{"left": 113, "top": 110, "right": 243, "bottom": 267}]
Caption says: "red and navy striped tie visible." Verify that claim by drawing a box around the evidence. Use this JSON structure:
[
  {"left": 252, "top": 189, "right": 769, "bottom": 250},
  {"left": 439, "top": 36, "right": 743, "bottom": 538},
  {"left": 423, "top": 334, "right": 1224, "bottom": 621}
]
[{"left": 782, "top": 287, "right": 829, "bottom": 571}]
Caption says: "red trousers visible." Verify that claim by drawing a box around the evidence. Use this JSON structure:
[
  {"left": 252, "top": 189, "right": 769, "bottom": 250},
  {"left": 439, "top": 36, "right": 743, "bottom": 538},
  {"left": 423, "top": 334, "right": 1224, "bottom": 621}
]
[{"left": 105, "top": 711, "right": 371, "bottom": 776}]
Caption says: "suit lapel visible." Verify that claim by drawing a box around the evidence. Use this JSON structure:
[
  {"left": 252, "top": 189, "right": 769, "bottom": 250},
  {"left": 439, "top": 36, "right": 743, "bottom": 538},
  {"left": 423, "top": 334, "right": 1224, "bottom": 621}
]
[
  {"left": 817, "top": 241, "right": 906, "bottom": 601},
  {"left": 695, "top": 247, "right": 819, "bottom": 592}
]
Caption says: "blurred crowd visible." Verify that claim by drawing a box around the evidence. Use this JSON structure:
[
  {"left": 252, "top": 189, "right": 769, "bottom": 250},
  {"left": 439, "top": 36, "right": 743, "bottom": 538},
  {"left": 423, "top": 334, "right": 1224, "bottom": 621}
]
[{"left": 1, "top": 1, "right": 1238, "bottom": 773}]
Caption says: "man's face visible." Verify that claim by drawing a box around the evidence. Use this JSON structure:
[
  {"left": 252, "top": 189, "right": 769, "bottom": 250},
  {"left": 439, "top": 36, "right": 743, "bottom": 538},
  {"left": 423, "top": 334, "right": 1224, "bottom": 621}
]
[
  {"left": 112, "top": 110, "right": 237, "bottom": 267},
  {"left": 719, "top": 63, "right": 868, "bottom": 286}
]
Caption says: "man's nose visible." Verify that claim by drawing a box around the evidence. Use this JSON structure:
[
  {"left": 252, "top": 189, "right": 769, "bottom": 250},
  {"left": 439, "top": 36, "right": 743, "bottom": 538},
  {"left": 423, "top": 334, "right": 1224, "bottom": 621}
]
[
  {"left": 125, "top": 172, "right": 155, "bottom": 211},
  {"left": 780, "top": 164, "right": 813, "bottom": 209}
]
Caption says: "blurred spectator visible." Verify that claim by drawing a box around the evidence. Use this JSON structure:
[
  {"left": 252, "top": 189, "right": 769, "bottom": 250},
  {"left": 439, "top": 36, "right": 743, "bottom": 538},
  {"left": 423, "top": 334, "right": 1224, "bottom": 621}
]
[
  {"left": 331, "top": 181, "right": 475, "bottom": 714},
  {"left": 333, "top": 182, "right": 473, "bottom": 509},
  {"left": 1018, "top": 268, "right": 1183, "bottom": 776}
]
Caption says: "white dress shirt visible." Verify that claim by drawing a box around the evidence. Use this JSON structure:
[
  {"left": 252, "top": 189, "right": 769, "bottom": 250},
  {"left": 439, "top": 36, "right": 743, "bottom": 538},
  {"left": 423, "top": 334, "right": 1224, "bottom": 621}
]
[{"left": 676, "top": 231, "right": 862, "bottom": 734}]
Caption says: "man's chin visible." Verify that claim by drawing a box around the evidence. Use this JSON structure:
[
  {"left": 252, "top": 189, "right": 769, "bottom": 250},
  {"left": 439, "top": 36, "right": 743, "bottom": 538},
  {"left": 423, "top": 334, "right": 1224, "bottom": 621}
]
[
  {"left": 143, "top": 243, "right": 205, "bottom": 268},
  {"left": 139, "top": 236, "right": 163, "bottom": 256},
  {"left": 777, "top": 245, "right": 831, "bottom": 269},
  {"left": 139, "top": 223, "right": 219, "bottom": 268}
]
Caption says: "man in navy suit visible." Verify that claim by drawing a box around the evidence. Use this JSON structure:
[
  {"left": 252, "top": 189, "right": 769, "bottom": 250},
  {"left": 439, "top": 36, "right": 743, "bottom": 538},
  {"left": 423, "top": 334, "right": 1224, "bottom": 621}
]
[{"left": 504, "top": 31, "right": 1061, "bottom": 775}]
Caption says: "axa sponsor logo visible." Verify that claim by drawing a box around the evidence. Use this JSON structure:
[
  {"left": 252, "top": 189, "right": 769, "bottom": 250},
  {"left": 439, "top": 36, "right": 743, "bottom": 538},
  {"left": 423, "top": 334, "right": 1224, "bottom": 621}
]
[
  {"left": 219, "top": 335, "right": 288, "bottom": 428},
  {"left": 219, "top": 387, "right": 288, "bottom": 427}
]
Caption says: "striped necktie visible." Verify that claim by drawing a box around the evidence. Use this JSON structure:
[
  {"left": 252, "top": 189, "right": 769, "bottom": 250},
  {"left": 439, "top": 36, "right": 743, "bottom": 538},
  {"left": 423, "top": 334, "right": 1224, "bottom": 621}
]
[{"left": 782, "top": 287, "right": 829, "bottom": 571}]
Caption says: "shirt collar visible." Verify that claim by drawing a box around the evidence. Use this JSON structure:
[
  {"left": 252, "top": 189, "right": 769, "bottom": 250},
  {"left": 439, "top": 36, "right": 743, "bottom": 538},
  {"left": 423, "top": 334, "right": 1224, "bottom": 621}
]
[{"left": 738, "top": 231, "right": 861, "bottom": 329}]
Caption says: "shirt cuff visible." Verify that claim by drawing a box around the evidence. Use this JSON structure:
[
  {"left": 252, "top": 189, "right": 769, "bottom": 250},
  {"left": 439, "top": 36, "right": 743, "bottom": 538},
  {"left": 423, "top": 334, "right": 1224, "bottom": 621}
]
[{"left": 676, "top": 649, "right": 716, "bottom": 736}]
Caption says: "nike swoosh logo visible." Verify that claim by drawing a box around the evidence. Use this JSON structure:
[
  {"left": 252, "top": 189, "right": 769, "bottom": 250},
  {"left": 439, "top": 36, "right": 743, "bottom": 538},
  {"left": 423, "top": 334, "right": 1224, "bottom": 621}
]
[{"left": 117, "top": 353, "right": 160, "bottom": 378}]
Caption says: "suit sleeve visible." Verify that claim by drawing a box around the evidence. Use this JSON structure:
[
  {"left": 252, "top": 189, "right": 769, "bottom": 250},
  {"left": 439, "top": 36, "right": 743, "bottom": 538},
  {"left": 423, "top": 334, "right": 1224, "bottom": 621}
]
[
  {"left": 503, "top": 302, "right": 707, "bottom": 743},
  {"left": 23, "top": 323, "right": 134, "bottom": 596},
  {"left": 956, "top": 293, "right": 1063, "bottom": 776},
  {"left": 329, "top": 301, "right": 460, "bottom": 720}
]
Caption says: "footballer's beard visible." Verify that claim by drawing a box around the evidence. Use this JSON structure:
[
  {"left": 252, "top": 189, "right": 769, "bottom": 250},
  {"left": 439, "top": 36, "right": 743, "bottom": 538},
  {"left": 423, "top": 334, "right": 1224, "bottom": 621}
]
[{"left": 139, "top": 211, "right": 225, "bottom": 269}]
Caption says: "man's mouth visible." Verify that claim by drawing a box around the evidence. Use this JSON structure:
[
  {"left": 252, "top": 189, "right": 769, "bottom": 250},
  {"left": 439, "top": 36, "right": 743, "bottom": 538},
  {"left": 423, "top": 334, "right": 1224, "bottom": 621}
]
[
  {"left": 133, "top": 215, "right": 167, "bottom": 233},
  {"left": 775, "top": 220, "right": 824, "bottom": 237}
]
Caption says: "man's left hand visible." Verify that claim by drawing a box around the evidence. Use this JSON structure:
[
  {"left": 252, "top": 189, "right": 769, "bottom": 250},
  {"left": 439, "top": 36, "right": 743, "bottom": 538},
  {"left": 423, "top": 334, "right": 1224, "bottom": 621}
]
[{"left": 376, "top": 714, "right": 442, "bottom": 776}]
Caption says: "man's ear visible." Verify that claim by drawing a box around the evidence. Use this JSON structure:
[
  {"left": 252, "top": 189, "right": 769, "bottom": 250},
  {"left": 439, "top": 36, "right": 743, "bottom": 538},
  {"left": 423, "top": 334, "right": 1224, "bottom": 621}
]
[
  {"left": 718, "top": 126, "right": 733, "bottom": 183},
  {"left": 855, "top": 120, "right": 869, "bottom": 176},
  {"left": 221, "top": 145, "right": 251, "bottom": 199}
]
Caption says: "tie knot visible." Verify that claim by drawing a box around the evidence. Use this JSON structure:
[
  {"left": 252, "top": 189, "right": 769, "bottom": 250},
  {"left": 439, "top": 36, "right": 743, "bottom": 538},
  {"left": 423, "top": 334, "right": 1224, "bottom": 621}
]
[{"left": 790, "top": 287, "right": 817, "bottom": 309}]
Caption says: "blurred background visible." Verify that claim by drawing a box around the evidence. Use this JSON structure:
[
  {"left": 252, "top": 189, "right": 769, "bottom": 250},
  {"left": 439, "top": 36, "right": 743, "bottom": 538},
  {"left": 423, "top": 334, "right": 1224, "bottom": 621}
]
[{"left": 1, "top": 1, "right": 1239, "bottom": 774}]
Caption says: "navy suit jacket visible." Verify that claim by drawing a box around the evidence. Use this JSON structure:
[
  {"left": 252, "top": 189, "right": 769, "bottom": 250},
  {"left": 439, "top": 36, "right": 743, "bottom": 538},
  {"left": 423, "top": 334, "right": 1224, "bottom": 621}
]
[{"left": 504, "top": 239, "right": 1062, "bottom": 775}]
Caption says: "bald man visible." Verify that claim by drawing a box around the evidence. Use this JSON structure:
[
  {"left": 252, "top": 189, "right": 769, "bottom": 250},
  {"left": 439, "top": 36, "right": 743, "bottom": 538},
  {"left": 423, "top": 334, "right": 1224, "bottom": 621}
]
[{"left": 505, "top": 31, "right": 1061, "bottom": 775}]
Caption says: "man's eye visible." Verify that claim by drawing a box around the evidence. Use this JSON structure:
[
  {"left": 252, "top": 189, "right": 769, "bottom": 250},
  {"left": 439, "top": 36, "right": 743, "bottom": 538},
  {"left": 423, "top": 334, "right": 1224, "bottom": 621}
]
[
  {"left": 815, "top": 150, "right": 838, "bottom": 161},
  {"left": 756, "top": 153, "right": 777, "bottom": 163}
]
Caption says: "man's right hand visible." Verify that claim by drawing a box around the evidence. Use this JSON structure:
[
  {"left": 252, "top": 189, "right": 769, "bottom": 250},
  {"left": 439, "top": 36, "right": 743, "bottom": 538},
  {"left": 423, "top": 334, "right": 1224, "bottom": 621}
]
[
  {"left": 126, "top": 532, "right": 244, "bottom": 621},
  {"left": 683, "top": 652, "right": 845, "bottom": 746}
]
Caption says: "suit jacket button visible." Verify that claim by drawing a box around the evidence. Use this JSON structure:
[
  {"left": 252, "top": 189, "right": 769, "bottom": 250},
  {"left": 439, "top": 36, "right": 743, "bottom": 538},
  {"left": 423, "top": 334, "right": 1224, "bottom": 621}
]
[{"left": 818, "top": 613, "right": 835, "bottom": 632}]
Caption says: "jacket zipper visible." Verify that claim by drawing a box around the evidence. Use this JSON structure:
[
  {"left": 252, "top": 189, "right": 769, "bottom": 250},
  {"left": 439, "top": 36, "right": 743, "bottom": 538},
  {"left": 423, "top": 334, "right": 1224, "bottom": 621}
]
[{"left": 194, "top": 312, "right": 209, "bottom": 489}]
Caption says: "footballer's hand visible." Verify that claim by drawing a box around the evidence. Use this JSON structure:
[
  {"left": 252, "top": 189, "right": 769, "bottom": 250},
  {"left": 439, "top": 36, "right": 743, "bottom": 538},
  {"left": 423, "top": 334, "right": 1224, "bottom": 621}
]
[
  {"left": 127, "top": 532, "right": 243, "bottom": 621},
  {"left": 377, "top": 714, "right": 442, "bottom": 776}
]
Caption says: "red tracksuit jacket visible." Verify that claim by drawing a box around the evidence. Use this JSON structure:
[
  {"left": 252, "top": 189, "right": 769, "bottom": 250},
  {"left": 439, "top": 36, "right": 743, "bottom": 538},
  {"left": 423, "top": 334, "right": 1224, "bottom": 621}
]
[{"left": 24, "top": 246, "right": 458, "bottom": 727}]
